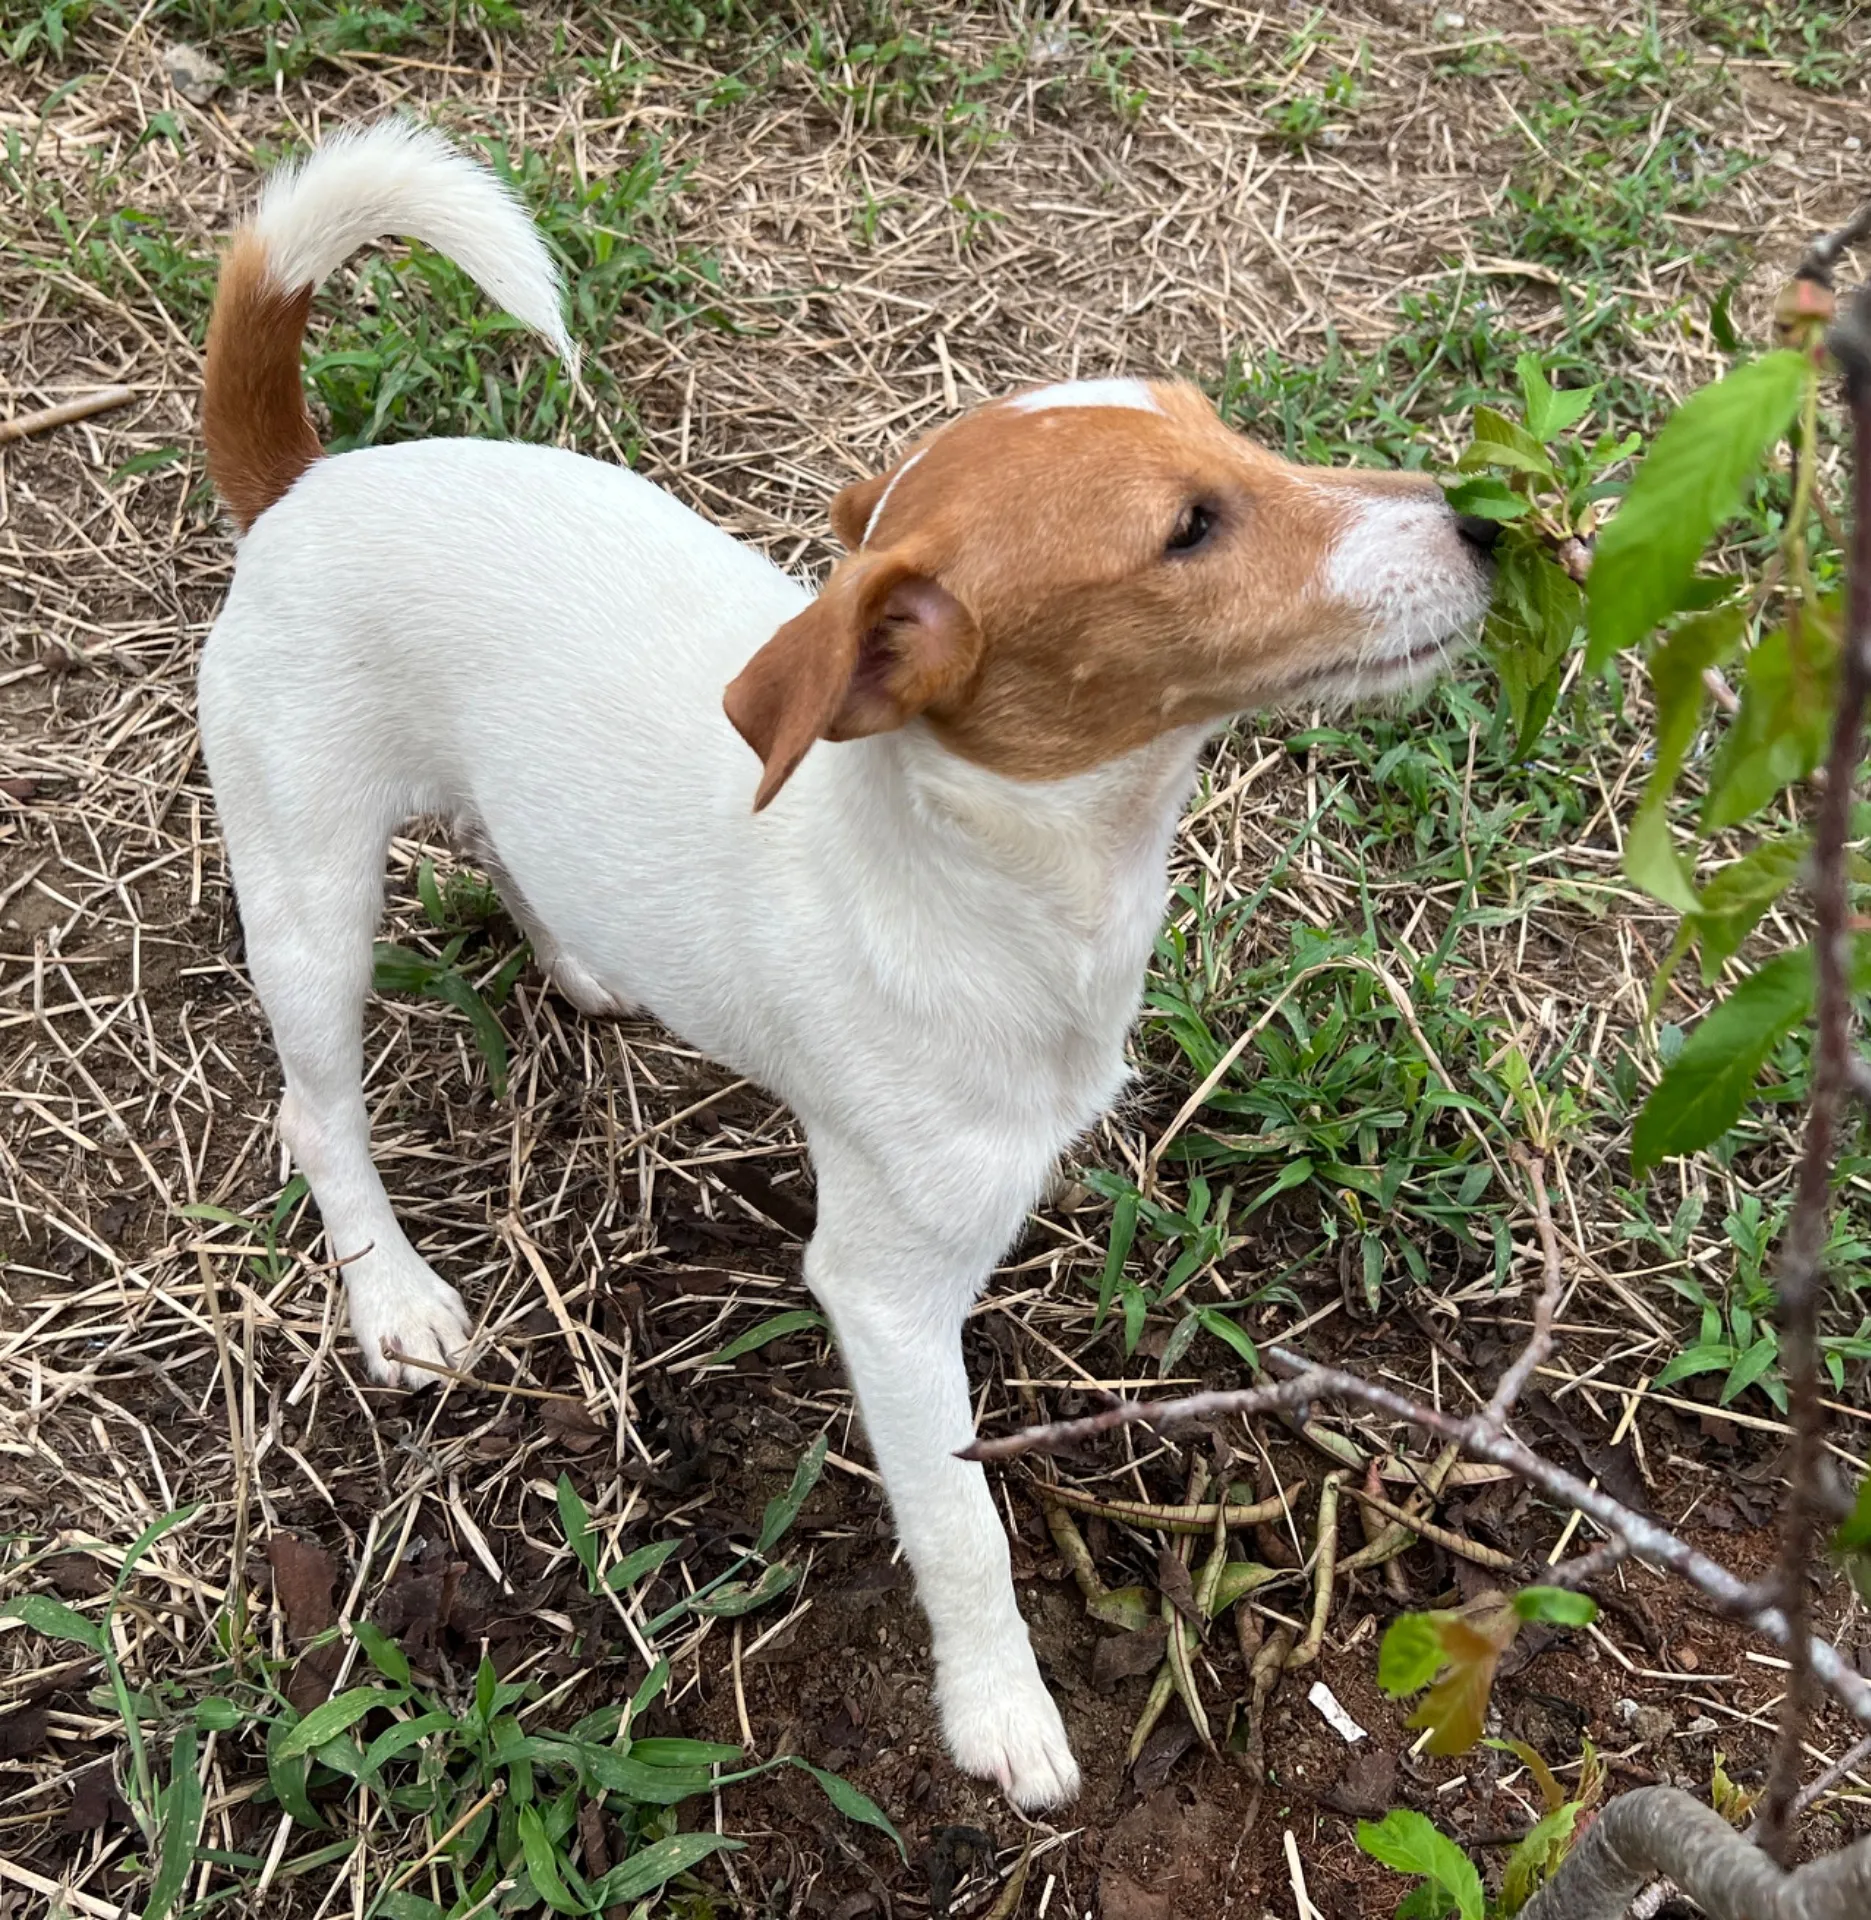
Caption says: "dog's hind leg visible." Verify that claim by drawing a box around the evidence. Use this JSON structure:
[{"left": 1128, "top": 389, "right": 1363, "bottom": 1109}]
[{"left": 215, "top": 773, "right": 474, "bottom": 1390}]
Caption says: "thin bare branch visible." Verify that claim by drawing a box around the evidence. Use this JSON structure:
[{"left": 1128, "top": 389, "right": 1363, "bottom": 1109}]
[
  {"left": 966, "top": 1348, "right": 1871, "bottom": 1727},
  {"left": 1484, "top": 1152, "right": 1565, "bottom": 1427}
]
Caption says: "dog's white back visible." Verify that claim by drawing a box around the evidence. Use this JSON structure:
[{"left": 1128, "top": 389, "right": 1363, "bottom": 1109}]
[{"left": 197, "top": 121, "right": 1492, "bottom": 1808}]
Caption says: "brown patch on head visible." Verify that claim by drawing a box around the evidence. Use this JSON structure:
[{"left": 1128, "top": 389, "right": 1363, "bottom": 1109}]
[
  {"left": 202, "top": 230, "right": 322, "bottom": 532},
  {"left": 728, "top": 380, "right": 1487, "bottom": 805}
]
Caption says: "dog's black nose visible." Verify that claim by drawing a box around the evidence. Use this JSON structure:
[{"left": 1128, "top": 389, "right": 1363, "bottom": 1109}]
[{"left": 1456, "top": 513, "right": 1501, "bottom": 554}]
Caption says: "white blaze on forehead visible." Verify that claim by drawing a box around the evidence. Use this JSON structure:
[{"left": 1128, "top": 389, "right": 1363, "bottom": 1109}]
[
  {"left": 1006, "top": 377, "right": 1163, "bottom": 414},
  {"left": 861, "top": 446, "right": 928, "bottom": 544}
]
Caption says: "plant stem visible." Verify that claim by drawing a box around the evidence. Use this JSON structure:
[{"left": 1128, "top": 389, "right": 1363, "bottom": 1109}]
[{"left": 1756, "top": 285, "right": 1871, "bottom": 1864}]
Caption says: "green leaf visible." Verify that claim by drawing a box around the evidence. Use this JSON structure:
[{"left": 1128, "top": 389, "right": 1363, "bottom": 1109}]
[
  {"left": 273, "top": 1686, "right": 404, "bottom": 1760},
  {"left": 1196, "top": 1308, "right": 1259, "bottom": 1369},
  {"left": 1471, "top": 404, "right": 1555, "bottom": 477},
  {"left": 1631, "top": 947, "right": 1814, "bottom": 1174},
  {"left": 1444, "top": 474, "right": 1530, "bottom": 522},
  {"left": 1097, "top": 1187, "right": 1141, "bottom": 1329},
  {"left": 1378, "top": 1613, "right": 1445, "bottom": 1696},
  {"left": 116, "top": 1505, "right": 203, "bottom": 1594},
  {"left": 629, "top": 1737, "right": 746, "bottom": 1767},
  {"left": 1721, "top": 1336, "right": 1782, "bottom": 1406},
  {"left": 605, "top": 1537, "right": 681, "bottom": 1592},
  {"left": 516, "top": 1803, "right": 588, "bottom": 1914},
  {"left": 690, "top": 1561, "right": 796, "bottom": 1617},
  {"left": 755, "top": 1433, "right": 828, "bottom": 1555},
  {"left": 1482, "top": 542, "right": 1584, "bottom": 757},
  {"left": 1516, "top": 356, "right": 1595, "bottom": 442},
  {"left": 791, "top": 1760, "right": 907, "bottom": 1860},
  {"left": 266, "top": 1715, "right": 321, "bottom": 1829},
  {"left": 1356, "top": 1810, "right": 1484, "bottom": 1920},
  {"left": 556, "top": 1474, "right": 598, "bottom": 1590},
  {"left": 1, "top": 1594, "right": 102, "bottom": 1649},
  {"left": 1586, "top": 350, "right": 1809, "bottom": 672},
  {"left": 143, "top": 1724, "right": 203, "bottom": 1920},
  {"left": 590, "top": 1833, "right": 743, "bottom": 1905},
  {"left": 1500, "top": 1802, "right": 1583, "bottom": 1914},
  {"left": 707, "top": 1309, "right": 827, "bottom": 1366},
  {"left": 1688, "top": 834, "right": 1811, "bottom": 983},
  {"left": 351, "top": 1618, "right": 411, "bottom": 1688},
  {"left": 358, "top": 1710, "right": 457, "bottom": 1780},
  {"left": 1653, "top": 1343, "right": 1742, "bottom": 1389},
  {"left": 1512, "top": 1587, "right": 1598, "bottom": 1627},
  {"left": 422, "top": 967, "right": 510, "bottom": 1098},
  {"left": 1702, "top": 609, "right": 1840, "bottom": 832},
  {"left": 1624, "top": 804, "right": 1701, "bottom": 915}
]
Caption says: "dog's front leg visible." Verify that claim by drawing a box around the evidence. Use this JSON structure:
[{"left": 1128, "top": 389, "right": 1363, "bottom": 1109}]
[{"left": 803, "top": 1142, "right": 1079, "bottom": 1810}]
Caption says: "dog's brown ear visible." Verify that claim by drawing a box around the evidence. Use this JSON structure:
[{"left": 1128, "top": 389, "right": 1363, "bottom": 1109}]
[
  {"left": 829, "top": 472, "right": 888, "bottom": 550},
  {"left": 724, "top": 553, "right": 981, "bottom": 811}
]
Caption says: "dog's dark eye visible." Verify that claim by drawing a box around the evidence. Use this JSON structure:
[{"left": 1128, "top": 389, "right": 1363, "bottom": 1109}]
[{"left": 1166, "top": 503, "right": 1216, "bottom": 555}]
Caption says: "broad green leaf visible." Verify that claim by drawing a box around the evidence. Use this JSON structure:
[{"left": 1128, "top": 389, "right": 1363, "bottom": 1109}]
[
  {"left": 1586, "top": 349, "right": 1809, "bottom": 671},
  {"left": 351, "top": 1618, "right": 410, "bottom": 1688},
  {"left": 792, "top": 1760, "right": 907, "bottom": 1859},
  {"left": 273, "top": 1686, "right": 405, "bottom": 1760},
  {"left": 691, "top": 1561, "right": 796, "bottom": 1617},
  {"left": 1645, "top": 607, "right": 1745, "bottom": 794},
  {"left": 630, "top": 1737, "right": 745, "bottom": 1767},
  {"left": 1631, "top": 947, "right": 1813, "bottom": 1174},
  {"left": 1624, "top": 805, "right": 1701, "bottom": 915},
  {"left": 1512, "top": 1587, "right": 1598, "bottom": 1627},
  {"left": 1196, "top": 1308, "right": 1259, "bottom": 1369},
  {"left": 577, "top": 1748, "right": 717, "bottom": 1804},
  {"left": 1208, "top": 1561, "right": 1282, "bottom": 1612},
  {"left": 1687, "top": 834, "right": 1811, "bottom": 983},
  {"left": 266, "top": 1714, "right": 321, "bottom": 1829},
  {"left": 591, "top": 1833, "right": 743, "bottom": 1905},
  {"left": 1471, "top": 404, "right": 1555, "bottom": 477},
  {"left": 144, "top": 1724, "right": 203, "bottom": 1920},
  {"left": 358, "top": 1711, "right": 457, "bottom": 1780},
  {"left": 1483, "top": 541, "right": 1584, "bottom": 757},
  {"left": 1444, "top": 475, "right": 1530, "bottom": 521},
  {"left": 1517, "top": 356, "right": 1595, "bottom": 442},
  {"left": 1702, "top": 610, "right": 1840, "bottom": 832},
  {"left": 556, "top": 1474, "right": 597, "bottom": 1589},
  {"left": 516, "top": 1803, "right": 587, "bottom": 1915},
  {"left": 1623, "top": 608, "right": 1743, "bottom": 910},
  {"left": 1500, "top": 1801, "right": 1583, "bottom": 1914},
  {"left": 1457, "top": 438, "right": 1551, "bottom": 478},
  {"left": 1378, "top": 1612, "right": 1444, "bottom": 1696},
  {"left": 1721, "top": 1336, "right": 1782, "bottom": 1408},
  {"left": 194, "top": 1697, "right": 244, "bottom": 1732},
  {"left": 756, "top": 1433, "right": 828, "bottom": 1554},
  {"left": 1397, "top": 1886, "right": 1460, "bottom": 1920},
  {"left": 605, "top": 1537, "right": 681, "bottom": 1592},
  {"left": 1654, "top": 1343, "right": 1743, "bottom": 1389},
  {"left": 1356, "top": 1810, "right": 1484, "bottom": 1920},
  {"left": 707, "top": 1309, "right": 827, "bottom": 1366},
  {"left": 423, "top": 968, "right": 510, "bottom": 1098},
  {"left": 1, "top": 1595, "right": 102, "bottom": 1649},
  {"left": 1097, "top": 1187, "right": 1141, "bottom": 1329}
]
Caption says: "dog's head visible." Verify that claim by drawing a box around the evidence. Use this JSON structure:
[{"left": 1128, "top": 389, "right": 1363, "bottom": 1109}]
[{"left": 724, "top": 378, "right": 1492, "bottom": 810}]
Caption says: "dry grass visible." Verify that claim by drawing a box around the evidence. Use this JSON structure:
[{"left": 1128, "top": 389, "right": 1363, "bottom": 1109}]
[{"left": 4, "top": 1, "right": 1871, "bottom": 1914}]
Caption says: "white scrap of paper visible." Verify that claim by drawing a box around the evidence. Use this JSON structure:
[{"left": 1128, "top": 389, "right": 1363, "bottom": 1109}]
[{"left": 1307, "top": 1680, "right": 1368, "bottom": 1743}]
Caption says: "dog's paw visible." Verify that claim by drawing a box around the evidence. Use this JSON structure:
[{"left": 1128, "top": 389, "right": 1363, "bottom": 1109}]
[
  {"left": 345, "top": 1259, "right": 474, "bottom": 1390},
  {"left": 937, "top": 1652, "right": 1080, "bottom": 1811}
]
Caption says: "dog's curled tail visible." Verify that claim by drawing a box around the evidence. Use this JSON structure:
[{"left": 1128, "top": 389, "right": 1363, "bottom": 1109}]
[{"left": 203, "top": 119, "right": 575, "bottom": 532}]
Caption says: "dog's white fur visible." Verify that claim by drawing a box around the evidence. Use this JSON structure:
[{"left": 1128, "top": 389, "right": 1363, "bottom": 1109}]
[{"left": 198, "top": 123, "right": 1488, "bottom": 1809}]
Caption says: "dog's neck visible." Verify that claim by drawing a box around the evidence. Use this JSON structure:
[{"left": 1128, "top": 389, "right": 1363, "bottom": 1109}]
[{"left": 815, "top": 721, "right": 1208, "bottom": 1040}]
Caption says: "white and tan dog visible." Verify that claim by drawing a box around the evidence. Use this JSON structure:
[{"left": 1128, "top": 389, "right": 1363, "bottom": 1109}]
[{"left": 196, "top": 121, "right": 1491, "bottom": 1808}]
